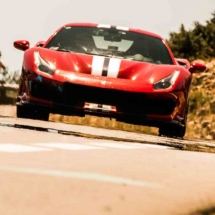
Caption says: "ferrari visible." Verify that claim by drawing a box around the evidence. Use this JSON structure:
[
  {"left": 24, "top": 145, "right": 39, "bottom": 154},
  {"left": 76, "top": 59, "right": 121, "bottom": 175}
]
[{"left": 13, "top": 23, "right": 206, "bottom": 138}]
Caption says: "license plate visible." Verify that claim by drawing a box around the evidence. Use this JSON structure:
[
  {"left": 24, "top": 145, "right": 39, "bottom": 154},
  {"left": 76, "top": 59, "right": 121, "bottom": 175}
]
[{"left": 84, "top": 103, "right": 116, "bottom": 112}]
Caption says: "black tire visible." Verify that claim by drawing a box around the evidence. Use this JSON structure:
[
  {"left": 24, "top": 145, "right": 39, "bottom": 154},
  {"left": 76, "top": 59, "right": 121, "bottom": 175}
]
[
  {"left": 34, "top": 108, "right": 50, "bottom": 121},
  {"left": 16, "top": 105, "right": 31, "bottom": 119},
  {"left": 16, "top": 105, "right": 49, "bottom": 121},
  {"left": 159, "top": 101, "right": 189, "bottom": 139},
  {"left": 158, "top": 124, "right": 186, "bottom": 139}
]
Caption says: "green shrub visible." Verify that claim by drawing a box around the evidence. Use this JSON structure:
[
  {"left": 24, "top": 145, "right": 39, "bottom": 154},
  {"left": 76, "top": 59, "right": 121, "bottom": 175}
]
[{"left": 189, "top": 90, "right": 213, "bottom": 113}]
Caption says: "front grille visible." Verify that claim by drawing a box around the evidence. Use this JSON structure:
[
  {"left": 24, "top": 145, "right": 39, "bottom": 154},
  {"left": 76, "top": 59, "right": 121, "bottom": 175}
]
[
  {"left": 63, "top": 83, "right": 176, "bottom": 115},
  {"left": 120, "top": 98, "right": 176, "bottom": 115},
  {"left": 29, "top": 81, "right": 63, "bottom": 102},
  {"left": 64, "top": 82, "right": 119, "bottom": 105}
]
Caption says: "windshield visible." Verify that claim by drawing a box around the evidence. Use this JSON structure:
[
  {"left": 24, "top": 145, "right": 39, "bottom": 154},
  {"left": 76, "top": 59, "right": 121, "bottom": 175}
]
[{"left": 45, "top": 26, "right": 173, "bottom": 65}]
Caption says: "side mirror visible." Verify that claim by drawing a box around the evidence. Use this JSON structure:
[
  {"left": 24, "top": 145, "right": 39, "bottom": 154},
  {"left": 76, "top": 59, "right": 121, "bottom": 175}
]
[
  {"left": 14, "top": 40, "right": 30, "bottom": 51},
  {"left": 189, "top": 62, "right": 206, "bottom": 73},
  {"left": 35, "top": 41, "right": 45, "bottom": 47}
]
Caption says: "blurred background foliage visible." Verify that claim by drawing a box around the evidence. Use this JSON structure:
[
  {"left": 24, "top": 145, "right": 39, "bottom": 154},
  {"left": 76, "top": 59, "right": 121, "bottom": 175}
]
[{"left": 167, "top": 11, "right": 215, "bottom": 61}]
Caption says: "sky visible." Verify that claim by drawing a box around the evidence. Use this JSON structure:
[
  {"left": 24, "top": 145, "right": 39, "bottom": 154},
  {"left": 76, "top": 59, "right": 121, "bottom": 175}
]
[{"left": 0, "top": 0, "right": 214, "bottom": 71}]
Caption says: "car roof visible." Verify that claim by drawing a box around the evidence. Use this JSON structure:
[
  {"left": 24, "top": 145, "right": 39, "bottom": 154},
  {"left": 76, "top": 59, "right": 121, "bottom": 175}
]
[{"left": 62, "top": 23, "right": 164, "bottom": 40}]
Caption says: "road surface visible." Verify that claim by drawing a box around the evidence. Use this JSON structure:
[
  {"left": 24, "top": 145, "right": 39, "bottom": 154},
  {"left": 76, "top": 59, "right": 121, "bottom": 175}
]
[{"left": 0, "top": 117, "right": 215, "bottom": 215}]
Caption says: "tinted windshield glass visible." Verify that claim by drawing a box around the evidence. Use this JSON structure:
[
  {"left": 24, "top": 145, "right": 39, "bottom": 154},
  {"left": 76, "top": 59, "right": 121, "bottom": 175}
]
[{"left": 45, "top": 26, "right": 173, "bottom": 65}]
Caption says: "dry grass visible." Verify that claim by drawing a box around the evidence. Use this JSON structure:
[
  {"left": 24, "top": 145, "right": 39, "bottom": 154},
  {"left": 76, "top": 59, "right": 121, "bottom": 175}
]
[{"left": 49, "top": 113, "right": 159, "bottom": 135}]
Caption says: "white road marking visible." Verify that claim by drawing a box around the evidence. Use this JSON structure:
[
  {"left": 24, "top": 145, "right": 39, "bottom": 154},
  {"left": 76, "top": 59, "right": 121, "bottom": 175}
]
[
  {"left": 0, "top": 166, "right": 163, "bottom": 188},
  {"left": 107, "top": 58, "right": 121, "bottom": 78},
  {"left": 34, "top": 143, "right": 104, "bottom": 150},
  {"left": 143, "top": 144, "right": 172, "bottom": 149},
  {"left": 87, "top": 142, "right": 147, "bottom": 149},
  {"left": 0, "top": 143, "right": 52, "bottom": 153},
  {"left": 0, "top": 122, "right": 15, "bottom": 126},
  {"left": 125, "top": 143, "right": 172, "bottom": 149},
  {"left": 0, "top": 142, "right": 170, "bottom": 153},
  {"left": 47, "top": 129, "right": 58, "bottom": 133},
  {"left": 91, "top": 56, "right": 105, "bottom": 76}
]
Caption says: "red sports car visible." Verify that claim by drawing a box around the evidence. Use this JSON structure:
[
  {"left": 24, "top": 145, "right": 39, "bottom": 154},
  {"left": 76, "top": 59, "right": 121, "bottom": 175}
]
[{"left": 13, "top": 23, "right": 206, "bottom": 138}]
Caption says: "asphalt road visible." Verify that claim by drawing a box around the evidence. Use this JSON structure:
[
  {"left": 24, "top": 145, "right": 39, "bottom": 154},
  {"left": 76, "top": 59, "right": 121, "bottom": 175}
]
[{"left": 0, "top": 117, "right": 215, "bottom": 215}]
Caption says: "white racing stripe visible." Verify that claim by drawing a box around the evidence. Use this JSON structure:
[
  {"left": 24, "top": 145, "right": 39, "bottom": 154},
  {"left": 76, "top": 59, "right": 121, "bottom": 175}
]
[
  {"left": 0, "top": 166, "right": 163, "bottom": 188},
  {"left": 97, "top": 24, "right": 129, "bottom": 31},
  {"left": 97, "top": 24, "right": 111, "bottom": 28},
  {"left": 91, "top": 55, "right": 105, "bottom": 76},
  {"left": 108, "top": 58, "right": 121, "bottom": 77},
  {"left": 116, "top": 26, "right": 129, "bottom": 31},
  {"left": 0, "top": 143, "right": 52, "bottom": 153},
  {"left": 91, "top": 56, "right": 121, "bottom": 78}
]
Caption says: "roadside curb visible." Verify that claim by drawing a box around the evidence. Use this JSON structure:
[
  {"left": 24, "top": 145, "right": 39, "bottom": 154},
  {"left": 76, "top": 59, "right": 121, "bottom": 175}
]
[{"left": 1, "top": 118, "right": 215, "bottom": 153}]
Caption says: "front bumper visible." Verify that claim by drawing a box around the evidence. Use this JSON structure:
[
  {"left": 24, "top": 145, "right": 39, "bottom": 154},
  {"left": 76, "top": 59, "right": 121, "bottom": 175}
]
[{"left": 19, "top": 73, "right": 186, "bottom": 128}]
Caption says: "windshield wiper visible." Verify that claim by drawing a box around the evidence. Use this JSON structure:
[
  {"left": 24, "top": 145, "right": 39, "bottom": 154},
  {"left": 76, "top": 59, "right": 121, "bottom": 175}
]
[
  {"left": 48, "top": 47, "right": 73, "bottom": 53},
  {"left": 56, "top": 48, "right": 73, "bottom": 53},
  {"left": 84, "top": 52, "right": 113, "bottom": 58},
  {"left": 84, "top": 52, "right": 124, "bottom": 59}
]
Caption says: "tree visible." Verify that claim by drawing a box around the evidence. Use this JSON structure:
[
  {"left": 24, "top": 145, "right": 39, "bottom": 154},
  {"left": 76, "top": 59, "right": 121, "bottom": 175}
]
[{"left": 167, "top": 11, "right": 215, "bottom": 61}]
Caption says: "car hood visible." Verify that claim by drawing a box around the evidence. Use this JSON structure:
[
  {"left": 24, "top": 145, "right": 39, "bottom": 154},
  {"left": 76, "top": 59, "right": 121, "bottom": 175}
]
[{"left": 38, "top": 48, "right": 180, "bottom": 84}]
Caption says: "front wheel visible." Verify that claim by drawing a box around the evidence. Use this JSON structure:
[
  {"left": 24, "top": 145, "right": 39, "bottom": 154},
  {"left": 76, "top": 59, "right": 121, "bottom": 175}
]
[
  {"left": 158, "top": 124, "right": 186, "bottom": 139},
  {"left": 159, "top": 100, "right": 189, "bottom": 139},
  {"left": 16, "top": 105, "right": 49, "bottom": 121}
]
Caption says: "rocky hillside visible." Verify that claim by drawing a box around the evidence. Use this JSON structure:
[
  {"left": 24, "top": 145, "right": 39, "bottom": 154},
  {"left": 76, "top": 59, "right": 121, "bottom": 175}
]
[{"left": 186, "top": 59, "right": 215, "bottom": 140}]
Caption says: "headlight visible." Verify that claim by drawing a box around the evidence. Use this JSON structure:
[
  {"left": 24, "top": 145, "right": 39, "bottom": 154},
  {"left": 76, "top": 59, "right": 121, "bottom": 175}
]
[
  {"left": 34, "top": 51, "right": 55, "bottom": 75},
  {"left": 153, "top": 70, "right": 180, "bottom": 90}
]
